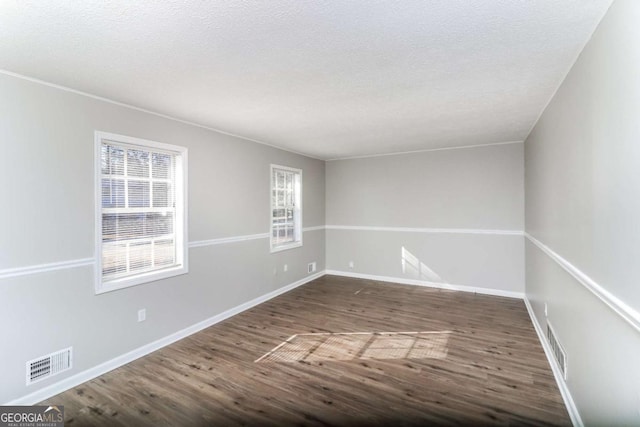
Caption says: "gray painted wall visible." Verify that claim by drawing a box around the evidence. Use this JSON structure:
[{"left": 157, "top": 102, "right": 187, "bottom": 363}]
[
  {"left": 524, "top": 0, "right": 640, "bottom": 423},
  {"left": 326, "top": 144, "right": 524, "bottom": 229},
  {"left": 5, "top": 4, "right": 639, "bottom": 422},
  {"left": 326, "top": 143, "right": 525, "bottom": 293},
  {"left": 0, "top": 73, "right": 325, "bottom": 403}
]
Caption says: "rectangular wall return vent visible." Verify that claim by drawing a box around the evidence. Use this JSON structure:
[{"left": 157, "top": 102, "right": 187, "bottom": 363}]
[
  {"left": 546, "top": 323, "right": 567, "bottom": 380},
  {"left": 308, "top": 262, "right": 317, "bottom": 274},
  {"left": 26, "top": 347, "right": 72, "bottom": 385}
]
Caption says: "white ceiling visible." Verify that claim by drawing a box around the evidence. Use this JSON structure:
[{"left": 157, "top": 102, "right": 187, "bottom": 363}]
[{"left": 0, "top": 0, "right": 612, "bottom": 159}]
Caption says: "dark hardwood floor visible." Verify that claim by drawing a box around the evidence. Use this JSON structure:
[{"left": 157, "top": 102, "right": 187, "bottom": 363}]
[{"left": 41, "top": 275, "right": 571, "bottom": 426}]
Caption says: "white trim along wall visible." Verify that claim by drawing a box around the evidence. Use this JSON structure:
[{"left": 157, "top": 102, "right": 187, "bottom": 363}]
[
  {"left": 523, "top": 297, "right": 583, "bottom": 427},
  {"left": 6, "top": 270, "right": 326, "bottom": 406},
  {"left": 522, "top": 2, "right": 640, "bottom": 423},
  {"left": 0, "top": 69, "right": 321, "bottom": 161},
  {"left": 326, "top": 225, "right": 523, "bottom": 235},
  {"left": 526, "top": 233, "right": 640, "bottom": 333},
  {"left": 325, "top": 269, "right": 524, "bottom": 299},
  {"left": 7, "top": 221, "right": 636, "bottom": 426},
  {"left": 0, "top": 69, "right": 328, "bottom": 407},
  {"left": 0, "top": 227, "right": 326, "bottom": 281}
]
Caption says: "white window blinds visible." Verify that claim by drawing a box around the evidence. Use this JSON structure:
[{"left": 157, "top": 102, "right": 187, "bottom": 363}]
[
  {"left": 96, "top": 132, "right": 187, "bottom": 292},
  {"left": 271, "top": 165, "right": 302, "bottom": 251}
]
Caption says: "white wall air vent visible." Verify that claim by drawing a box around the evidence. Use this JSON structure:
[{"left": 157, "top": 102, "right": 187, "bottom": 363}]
[
  {"left": 308, "top": 262, "right": 317, "bottom": 274},
  {"left": 546, "top": 323, "right": 567, "bottom": 380},
  {"left": 26, "top": 347, "right": 72, "bottom": 385}
]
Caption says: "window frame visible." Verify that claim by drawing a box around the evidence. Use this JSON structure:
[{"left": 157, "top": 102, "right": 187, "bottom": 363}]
[
  {"left": 270, "top": 164, "right": 303, "bottom": 253},
  {"left": 94, "top": 131, "right": 189, "bottom": 294}
]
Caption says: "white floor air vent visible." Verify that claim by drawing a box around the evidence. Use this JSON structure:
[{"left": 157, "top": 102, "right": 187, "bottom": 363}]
[
  {"left": 26, "top": 347, "right": 72, "bottom": 385},
  {"left": 546, "top": 323, "right": 567, "bottom": 380}
]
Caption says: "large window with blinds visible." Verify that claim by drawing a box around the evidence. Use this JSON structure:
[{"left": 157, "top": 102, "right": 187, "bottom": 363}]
[
  {"left": 95, "top": 132, "right": 188, "bottom": 293},
  {"left": 270, "top": 164, "right": 302, "bottom": 252}
]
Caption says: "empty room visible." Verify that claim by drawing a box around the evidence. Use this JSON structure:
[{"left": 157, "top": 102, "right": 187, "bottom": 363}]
[{"left": 1, "top": 0, "right": 638, "bottom": 425}]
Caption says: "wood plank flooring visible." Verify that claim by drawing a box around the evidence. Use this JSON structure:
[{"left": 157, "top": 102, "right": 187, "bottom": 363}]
[{"left": 41, "top": 275, "right": 571, "bottom": 426}]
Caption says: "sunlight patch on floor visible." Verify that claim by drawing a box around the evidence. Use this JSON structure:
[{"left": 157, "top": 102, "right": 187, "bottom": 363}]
[{"left": 255, "top": 331, "right": 451, "bottom": 363}]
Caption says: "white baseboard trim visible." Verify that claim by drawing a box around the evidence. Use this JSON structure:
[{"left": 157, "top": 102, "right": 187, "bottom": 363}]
[
  {"left": 325, "top": 270, "right": 524, "bottom": 299},
  {"left": 523, "top": 297, "right": 583, "bottom": 427},
  {"left": 5, "top": 270, "right": 325, "bottom": 406},
  {"left": 325, "top": 270, "right": 578, "bottom": 423}
]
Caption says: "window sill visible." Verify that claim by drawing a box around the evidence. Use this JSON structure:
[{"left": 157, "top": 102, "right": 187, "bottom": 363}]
[
  {"left": 96, "top": 264, "right": 188, "bottom": 294},
  {"left": 270, "top": 241, "right": 302, "bottom": 253}
]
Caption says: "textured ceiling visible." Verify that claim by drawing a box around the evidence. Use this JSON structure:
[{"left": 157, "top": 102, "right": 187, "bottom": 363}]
[{"left": 0, "top": 0, "right": 612, "bottom": 159}]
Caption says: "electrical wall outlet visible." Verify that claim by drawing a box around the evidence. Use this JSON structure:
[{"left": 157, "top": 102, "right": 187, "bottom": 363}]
[
  {"left": 544, "top": 303, "right": 548, "bottom": 317},
  {"left": 138, "top": 309, "right": 146, "bottom": 322},
  {"left": 283, "top": 264, "right": 288, "bottom": 272},
  {"left": 348, "top": 261, "right": 354, "bottom": 269},
  {"left": 308, "top": 262, "right": 317, "bottom": 274}
]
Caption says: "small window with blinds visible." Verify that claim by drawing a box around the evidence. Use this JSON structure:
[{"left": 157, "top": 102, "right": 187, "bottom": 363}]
[
  {"left": 270, "top": 165, "right": 302, "bottom": 252},
  {"left": 95, "top": 132, "right": 188, "bottom": 294}
]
